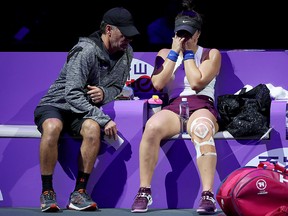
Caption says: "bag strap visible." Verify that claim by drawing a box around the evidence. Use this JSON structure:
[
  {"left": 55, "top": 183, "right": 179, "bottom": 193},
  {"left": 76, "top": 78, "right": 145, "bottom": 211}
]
[{"left": 257, "top": 161, "right": 288, "bottom": 174}]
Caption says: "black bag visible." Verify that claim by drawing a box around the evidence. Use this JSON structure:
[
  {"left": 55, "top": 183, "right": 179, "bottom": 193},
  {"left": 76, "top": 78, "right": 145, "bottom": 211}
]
[{"left": 217, "top": 84, "right": 271, "bottom": 138}]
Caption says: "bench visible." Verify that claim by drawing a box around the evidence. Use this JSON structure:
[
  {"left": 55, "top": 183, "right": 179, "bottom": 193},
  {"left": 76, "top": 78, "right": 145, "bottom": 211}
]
[{"left": 0, "top": 51, "right": 287, "bottom": 209}]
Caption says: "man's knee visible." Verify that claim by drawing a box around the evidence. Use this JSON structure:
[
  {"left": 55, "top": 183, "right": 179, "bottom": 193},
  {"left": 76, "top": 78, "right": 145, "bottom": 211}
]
[
  {"left": 81, "top": 119, "right": 100, "bottom": 138},
  {"left": 43, "top": 118, "right": 63, "bottom": 135}
]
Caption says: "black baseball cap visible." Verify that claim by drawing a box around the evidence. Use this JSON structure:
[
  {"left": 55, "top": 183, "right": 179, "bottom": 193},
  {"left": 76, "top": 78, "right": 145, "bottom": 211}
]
[
  {"left": 103, "top": 7, "right": 140, "bottom": 37},
  {"left": 174, "top": 17, "right": 201, "bottom": 36}
]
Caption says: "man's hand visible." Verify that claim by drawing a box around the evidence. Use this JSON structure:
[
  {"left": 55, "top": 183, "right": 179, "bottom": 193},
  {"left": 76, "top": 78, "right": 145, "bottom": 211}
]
[
  {"left": 104, "top": 120, "right": 118, "bottom": 140},
  {"left": 87, "top": 85, "right": 103, "bottom": 103}
]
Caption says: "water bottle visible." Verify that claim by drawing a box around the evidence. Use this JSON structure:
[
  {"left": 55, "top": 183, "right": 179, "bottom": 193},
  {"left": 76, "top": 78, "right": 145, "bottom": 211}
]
[
  {"left": 179, "top": 97, "right": 189, "bottom": 134},
  {"left": 148, "top": 95, "right": 163, "bottom": 118}
]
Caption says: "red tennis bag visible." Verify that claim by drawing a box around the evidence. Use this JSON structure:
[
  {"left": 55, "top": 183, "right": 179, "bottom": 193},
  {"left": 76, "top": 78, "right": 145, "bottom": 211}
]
[{"left": 216, "top": 161, "right": 288, "bottom": 216}]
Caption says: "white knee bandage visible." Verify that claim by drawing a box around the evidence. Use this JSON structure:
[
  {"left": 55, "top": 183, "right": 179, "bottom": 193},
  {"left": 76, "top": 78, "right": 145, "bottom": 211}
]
[
  {"left": 191, "top": 117, "right": 216, "bottom": 158},
  {"left": 194, "top": 137, "right": 217, "bottom": 158},
  {"left": 190, "top": 117, "right": 215, "bottom": 138}
]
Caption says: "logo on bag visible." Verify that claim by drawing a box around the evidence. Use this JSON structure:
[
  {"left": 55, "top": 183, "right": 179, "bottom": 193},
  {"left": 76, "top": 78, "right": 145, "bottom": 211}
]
[
  {"left": 280, "top": 175, "right": 288, "bottom": 183},
  {"left": 256, "top": 179, "right": 268, "bottom": 194},
  {"left": 221, "top": 199, "right": 224, "bottom": 207}
]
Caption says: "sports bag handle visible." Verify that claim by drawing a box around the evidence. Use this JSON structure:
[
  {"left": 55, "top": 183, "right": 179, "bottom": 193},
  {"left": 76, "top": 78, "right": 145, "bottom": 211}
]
[{"left": 258, "top": 161, "right": 288, "bottom": 174}]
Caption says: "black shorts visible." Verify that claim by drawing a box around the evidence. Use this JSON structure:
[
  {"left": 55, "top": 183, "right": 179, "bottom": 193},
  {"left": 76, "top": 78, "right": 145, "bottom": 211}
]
[
  {"left": 34, "top": 105, "right": 86, "bottom": 136},
  {"left": 162, "top": 95, "right": 219, "bottom": 119}
]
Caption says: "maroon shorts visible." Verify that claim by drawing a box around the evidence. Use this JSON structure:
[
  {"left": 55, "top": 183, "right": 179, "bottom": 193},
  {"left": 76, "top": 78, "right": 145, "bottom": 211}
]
[{"left": 162, "top": 95, "right": 219, "bottom": 119}]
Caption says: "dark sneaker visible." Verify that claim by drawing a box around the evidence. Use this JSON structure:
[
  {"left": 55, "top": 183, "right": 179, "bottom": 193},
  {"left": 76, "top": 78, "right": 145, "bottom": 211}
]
[
  {"left": 131, "top": 187, "right": 153, "bottom": 213},
  {"left": 40, "top": 190, "right": 60, "bottom": 212},
  {"left": 67, "top": 189, "right": 98, "bottom": 211},
  {"left": 197, "top": 191, "right": 217, "bottom": 215}
]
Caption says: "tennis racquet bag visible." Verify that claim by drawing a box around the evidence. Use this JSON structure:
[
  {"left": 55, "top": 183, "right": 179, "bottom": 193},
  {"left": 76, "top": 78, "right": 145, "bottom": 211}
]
[{"left": 216, "top": 161, "right": 288, "bottom": 216}]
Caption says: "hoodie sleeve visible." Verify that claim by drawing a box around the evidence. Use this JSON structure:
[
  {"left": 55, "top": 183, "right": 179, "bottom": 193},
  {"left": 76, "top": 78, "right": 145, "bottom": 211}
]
[{"left": 64, "top": 45, "right": 111, "bottom": 127}]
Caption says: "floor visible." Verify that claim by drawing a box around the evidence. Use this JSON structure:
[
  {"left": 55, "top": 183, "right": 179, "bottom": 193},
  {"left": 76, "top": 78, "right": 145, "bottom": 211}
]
[{"left": 0, "top": 208, "right": 225, "bottom": 216}]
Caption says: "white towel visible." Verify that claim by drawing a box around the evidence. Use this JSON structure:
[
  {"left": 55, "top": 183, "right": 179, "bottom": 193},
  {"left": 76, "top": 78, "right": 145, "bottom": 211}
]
[{"left": 266, "top": 83, "right": 288, "bottom": 100}]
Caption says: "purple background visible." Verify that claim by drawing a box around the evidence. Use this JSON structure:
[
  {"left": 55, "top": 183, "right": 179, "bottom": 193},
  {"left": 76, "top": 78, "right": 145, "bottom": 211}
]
[{"left": 0, "top": 51, "right": 287, "bottom": 209}]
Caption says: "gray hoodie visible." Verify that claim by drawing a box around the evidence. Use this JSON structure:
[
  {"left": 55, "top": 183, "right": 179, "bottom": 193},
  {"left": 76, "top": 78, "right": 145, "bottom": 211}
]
[{"left": 36, "top": 33, "right": 133, "bottom": 127}]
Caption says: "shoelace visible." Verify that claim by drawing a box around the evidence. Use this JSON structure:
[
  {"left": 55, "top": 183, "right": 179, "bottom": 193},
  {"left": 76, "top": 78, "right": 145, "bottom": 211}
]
[
  {"left": 43, "top": 191, "right": 56, "bottom": 200},
  {"left": 77, "top": 189, "right": 92, "bottom": 201},
  {"left": 135, "top": 192, "right": 152, "bottom": 202},
  {"left": 201, "top": 194, "right": 216, "bottom": 203}
]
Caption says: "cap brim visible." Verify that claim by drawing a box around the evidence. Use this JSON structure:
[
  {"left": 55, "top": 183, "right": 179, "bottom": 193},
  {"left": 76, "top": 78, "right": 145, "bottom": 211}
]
[
  {"left": 118, "top": 25, "right": 140, "bottom": 37},
  {"left": 174, "top": 25, "right": 197, "bottom": 36}
]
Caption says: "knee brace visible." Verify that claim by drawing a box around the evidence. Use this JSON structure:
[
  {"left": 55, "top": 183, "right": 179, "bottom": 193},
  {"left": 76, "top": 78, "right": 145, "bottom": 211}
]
[{"left": 190, "top": 117, "right": 217, "bottom": 158}]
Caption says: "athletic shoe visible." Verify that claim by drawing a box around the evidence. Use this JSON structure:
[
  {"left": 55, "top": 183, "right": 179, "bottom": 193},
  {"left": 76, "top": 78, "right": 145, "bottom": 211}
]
[
  {"left": 131, "top": 187, "right": 153, "bottom": 213},
  {"left": 197, "top": 191, "right": 217, "bottom": 215},
  {"left": 40, "top": 190, "right": 60, "bottom": 212},
  {"left": 67, "top": 189, "right": 98, "bottom": 211}
]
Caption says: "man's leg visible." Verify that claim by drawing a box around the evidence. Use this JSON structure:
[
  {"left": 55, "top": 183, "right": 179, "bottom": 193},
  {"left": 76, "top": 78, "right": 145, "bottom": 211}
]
[
  {"left": 40, "top": 118, "right": 63, "bottom": 212},
  {"left": 67, "top": 119, "right": 100, "bottom": 211}
]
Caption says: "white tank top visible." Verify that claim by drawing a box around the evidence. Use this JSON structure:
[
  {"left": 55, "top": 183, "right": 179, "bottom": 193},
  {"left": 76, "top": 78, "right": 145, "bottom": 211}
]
[{"left": 166, "top": 46, "right": 216, "bottom": 101}]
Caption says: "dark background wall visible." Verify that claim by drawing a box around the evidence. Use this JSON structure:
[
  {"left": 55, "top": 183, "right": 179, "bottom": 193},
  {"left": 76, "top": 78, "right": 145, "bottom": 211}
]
[{"left": 1, "top": 0, "right": 287, "bottom": 52}]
